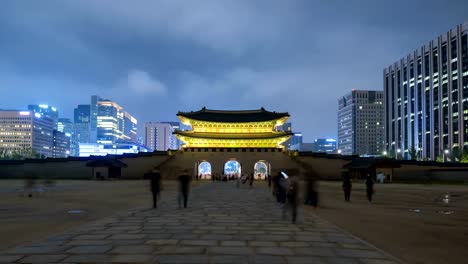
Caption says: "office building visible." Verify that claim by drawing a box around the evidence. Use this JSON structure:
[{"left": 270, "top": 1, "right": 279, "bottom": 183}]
[
  {"left": 74, "top": 105, "right": 91, "bottom": 123},
  {"left": 58, "top": 118, "right": 79, "bottom": 156},
  {"left": 90, "top": 95, "right": 99, "bottom": 143},
  {"left": 144, "top": 122, "right": 182, "bottom": 151},
  {"left": 28, "top": 104, "right": 58, "bottom": 129},
  {"left": 53, "top": 130, "right": 70, "bottom": 158},
  {"left": 290, "top": 143, "right": 314, "bottom": 152},
  {"left": 0, "top": 110, "right": 54, "bottom": 158},
  {"left": 312, "top": 138, "right": 337, "bottom": 153},
  {"left": 78, "top": 142, "right": 148, "bottom": 157},
  {"left": 276, "top": 123, "right": 302, "bottom": 149},
  {"left": 384, "top": 22, "right": 468, "bottom": 160},
  {"left": 338, "top": 90, "right": 384, "bottom": 156},
  {"left": 123, "top": 111, "right": 138, "bottom": 142}
]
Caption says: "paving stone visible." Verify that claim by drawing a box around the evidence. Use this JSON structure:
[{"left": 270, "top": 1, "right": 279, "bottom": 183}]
[
  {"left": 335, "top": 249, "right": 386, "bottom": 259},
  {"left": 66, "top": 240, "right": 110, "bottom": 246},
  {"left": 9, "top": 246, "right": 68, "bottom": 254},
  {"left": 279, "top": 241, "right": 309, "bottom": 247},
  {"left": 220, "top": 240, "right": 247, "bottom": 247},
  {"left": 109, "top": 234, "right": 146, "bottom": 240},
  {"left": 157, "top": 254, "right": 208, "bottom": 264},
  {"left": 0, "top": 255, "right": 24, "bottom": 263},
  {"left": 110, "top": 245, "right": 154, "bottom": 254},
  {"left": 256, "top": 247, "right": 294, "bottom": 255},
  {"left": 207, "top": 247, "right": 254, "bottom": 255},
  {"left": 156, "top": 246, "right": 205, "bottom": 254},
  {"left": 111, "top": 254, "right": 154, "bottom": 263},
  {"left": 359, "top": 259, "right": 399, "bottom": 264},
  {"left": 66, "top": 245, "right": 112, "bottom": 254},
  {"left": 250, "top": 255, "right": 286, "bottom": 264},
  {"left": 209, "top": 255, "right": 249, "bottom": 264},
  {"left": 111, "top": 239, "right": 146, "bottom": 246},
  {"left": 145, "top": 239, "right": 178, "bottom": 246},
  {"left": 286, "top": 256, "right": 326, "bottom": 264},
  {"left": 19, "top": 254, "right": 67, "bottom": 263},
  {"left": 322, "top": 257, "right": 361, "bottom": 264},
  {"left": 249, "top": 241, "right": 278, "bottom": 247},
  {"left": 180, "top": 240, "right": 218, "bottom": 246},
  {"left": 74, "top": 234, "right": 109, "bottom": 240},
  {"left": 294, "top": 247, "right": 336, "bottom": 256},
  {"left": 62, "top": 254, "right": 110, "bottom": 263}
]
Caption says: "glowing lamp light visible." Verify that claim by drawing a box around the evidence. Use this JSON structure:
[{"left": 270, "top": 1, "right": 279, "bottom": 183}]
[
  {"left": 444, "top": 149, "right": 449, "bottom": 154},
  {"left": 337, "top": 149, "right": 342, "bottom": 154},
  {"left": 383, "top": 151, "right": 388, "bottom": 156},
  {"left": 39, "top": 104, "right": 49, "bottom": 109},
  {"left": 34, "top": 113, "right": 41, "bottom": 118},
  {"left": 19, "top": 111, "right": 30, "bottom": 116},
  {"left": 397, "top": 149, "right": 401, "bottom": 153},
  {"left": 51, "top": 107, "right": 57, "bottom": 111}
]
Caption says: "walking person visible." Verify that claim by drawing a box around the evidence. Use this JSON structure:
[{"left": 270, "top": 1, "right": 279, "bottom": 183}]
[
  {"left": 365, "top": 175, "right": 375, "bottom": 202},
  {"left": 249, "top": 173, "right": 254, "bottom": 187},
  {"left": 267, "top": 174, "right": 272, "bottom": 188},
  {"left": 304, "top": 171, "right": 318, "bottom": 209},
  {"left": 178, "top": 169, "right": 192, "bottom": 208},
  {"left": 342, "top": 172, "right": 352, "bottom": 202},
  {"left": 149, "top": 168, "right": 161, "bottom": 209},
  {"left": 283, "top": 175, "right": 298, "bottom": 223}
]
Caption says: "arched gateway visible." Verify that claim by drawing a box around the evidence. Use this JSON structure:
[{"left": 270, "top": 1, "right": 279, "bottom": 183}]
[{"left": 169, "top": 108, "right": 294, "bottom": 178}]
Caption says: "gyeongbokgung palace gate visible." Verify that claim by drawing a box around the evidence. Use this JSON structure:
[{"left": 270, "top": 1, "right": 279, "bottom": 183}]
[{"left": 170, "top": 107, "right": 297, "bottom": 180}]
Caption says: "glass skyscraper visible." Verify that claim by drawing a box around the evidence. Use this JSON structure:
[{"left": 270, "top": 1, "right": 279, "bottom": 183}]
[{"left": 384, "top": 22, "right": 468, "bottom": 160}]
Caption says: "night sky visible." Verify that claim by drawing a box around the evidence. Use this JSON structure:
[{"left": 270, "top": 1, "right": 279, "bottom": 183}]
[{"left": 1, "top": 0, "right": 468, "bottom": 141}]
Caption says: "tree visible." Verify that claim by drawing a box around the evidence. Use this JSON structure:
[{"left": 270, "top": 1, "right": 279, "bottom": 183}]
[
  {"left": 461, "top": 149, "right": 468, "bottom": 163},
  {"left": 436, "top": 155, "right": 444, "bottom": 163}
]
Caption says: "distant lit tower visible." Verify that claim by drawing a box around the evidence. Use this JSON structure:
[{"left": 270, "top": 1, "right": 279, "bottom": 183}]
[
  {"left": 144, "top": 122, "right": 181, "bottom": 151},
  {"left": 28, "top": 104, "right": 58, "bottom": 129},
  {"left": 311, "top": 138, "right": 337, "bottom": 153},
  {"left": 338, "top": 90, "right": 384, "bottom": 156},
  {"left": 90, "top": 95, "right": 100, "bottom": 143}
]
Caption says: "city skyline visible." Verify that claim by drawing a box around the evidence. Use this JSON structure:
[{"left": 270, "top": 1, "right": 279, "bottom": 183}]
[{"left": 1, "top": 1, "right": 468, "bottom": 141}]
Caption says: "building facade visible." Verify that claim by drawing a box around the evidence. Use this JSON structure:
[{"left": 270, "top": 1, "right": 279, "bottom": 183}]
[
  {"left": 144, "top": 122, "right": 181, "bottom": 151},
  {"left": 0, "top": 110, "right": 54, "bottom": 158},
  {"left": 384, "top": 22, "right": 468, "bottom": 160},
  {"left": 338, "top": 90, "right": 384, "bottom": 156},
  {"left": 53, "top": 130, "right": 70, "bottom": 158},
  {"left": 311, "top": 138, "right": 337, "bottom": 153},
  {"left": 123, "top": 111, "right": 138, "bottom": 143},
  {"left": 28, "top": 104, "right": 58, "bottom": 129},
  {"left": 78, "top": 142, "right": 148, "bottom": 157}
]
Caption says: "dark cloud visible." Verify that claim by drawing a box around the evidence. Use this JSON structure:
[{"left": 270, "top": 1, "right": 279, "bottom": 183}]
[{"left": 0, "top": 0, "right": 467, "bottom": 140}]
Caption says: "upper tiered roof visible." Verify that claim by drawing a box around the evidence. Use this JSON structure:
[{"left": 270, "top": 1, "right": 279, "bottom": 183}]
[{"left": 177, "top": 107, "right": 289, "bottom": 123}]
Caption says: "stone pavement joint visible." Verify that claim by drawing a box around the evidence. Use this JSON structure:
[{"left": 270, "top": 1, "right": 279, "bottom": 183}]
[{"left": 0, "top": 182, "right": 403, "bottom": 263}]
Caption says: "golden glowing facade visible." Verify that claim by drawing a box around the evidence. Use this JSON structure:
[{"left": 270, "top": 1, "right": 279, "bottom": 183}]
[{"left": 174, "top": 108, "right": 292, "bottom": 148}]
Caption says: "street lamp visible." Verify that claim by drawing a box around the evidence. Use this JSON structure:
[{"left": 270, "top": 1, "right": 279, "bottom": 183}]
[
  {"left": 443, "top": 149, "right": 450, "bottom": 163},
  {"left": 337, "top": 149, "right": 342, "bottom": 154},
  {"left": 383, "top": 151, "right": 388, "bottom": 156},
  {"left": 396, "top": 148, "right": 401, "bottom": 160}
]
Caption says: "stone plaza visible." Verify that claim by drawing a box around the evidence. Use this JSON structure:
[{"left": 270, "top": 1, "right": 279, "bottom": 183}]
[{"left": 0, "top": 182, "right": 401, "bottom": 264}]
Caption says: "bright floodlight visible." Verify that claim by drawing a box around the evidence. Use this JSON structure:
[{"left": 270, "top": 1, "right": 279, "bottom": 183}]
[
  {"left": 337, "top": 149, "right": 342, "bottom": 154},
  {"left": 444, "top": 149, "right": 449, "bottom": 154},
  {"left": 397, "top": 149, "right": 401, "bottom": 153},
  {"left": 383, "top": 151, "right": 387, "bottom": 155}
]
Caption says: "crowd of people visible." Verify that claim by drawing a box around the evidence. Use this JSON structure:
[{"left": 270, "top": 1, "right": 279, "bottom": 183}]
[{"left": 146, "top": 166, "right": 377, "bottom": 224}]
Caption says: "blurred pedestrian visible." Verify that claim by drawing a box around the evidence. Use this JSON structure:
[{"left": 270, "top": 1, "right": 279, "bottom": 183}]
[
  {"left": 249, "top": 173, "right": 254, "bottom": 187},
  {"left": 283, "top": 175, "right": 298, "bottom": 223},
  {"left": 304, "top": 171, "right": 319, "bottom": 209},
  {"left": 342, "top": 172, "right": 352, "bottom": 202},
  {"left": 365, "top": 175, "right": 375, "bottom": 202},
  {"left": 268, "top": 174, "right": 272, "bottom": 187},
  {"left": 178, "top": 169, "right": 192, "bottom": 208},
  {"left": 149, "top": 168, "right": 161, "bottom": 209}
]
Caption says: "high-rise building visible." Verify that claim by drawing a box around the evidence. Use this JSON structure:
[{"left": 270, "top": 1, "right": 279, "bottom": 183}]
[
  {"left": 58, "top": 118, "right": 79, "bottom": 156},
  {"left": 0, "top": 110, "right": 54, "bottom": 158},
  {"left": 144, "top": 122, "right": 181, "bottom": 151},
  {"left": 53, "top": 130, "right": 70, "bottom": 158},
  {"left": 123, "top": 111, "right": 138, "bottom": 142},
  {"left": 90, "top": 95, "right": 99, "bottom": 143},
  {"left": 74, "top": 105, "right": 91, "bottom": 123},
  {"left": 276, "top": 123, "right": 302, "bottom": 149},
  {"left": 338, "top": 90, "right": 384, "bottom": 156},
  {"left": 78, "top": 142, "right": 148, "bottom": 157},
  {"left": 28, "top": 104, "right": 58, "bottom": 129},
  {"left": 96, "top": 99, "right": 123, "bottom": 144},
  {"left": 384, "top": 22, "right": 468, "bottom": 160}
]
